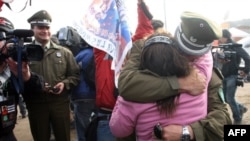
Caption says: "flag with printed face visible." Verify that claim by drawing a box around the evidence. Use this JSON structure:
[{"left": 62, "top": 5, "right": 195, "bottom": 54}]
[{"left": 73, "top": 0, "right": 132, "bottom": 87}]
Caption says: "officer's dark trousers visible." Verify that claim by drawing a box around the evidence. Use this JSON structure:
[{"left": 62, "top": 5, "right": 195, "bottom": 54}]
[{"left": 26, "top": 100, "right": 70, "bottom": 141}]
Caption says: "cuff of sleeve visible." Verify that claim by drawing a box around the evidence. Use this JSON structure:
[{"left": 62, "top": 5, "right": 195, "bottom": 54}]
[
  {"left": 167, "top": 76, "right": 180, "bottom": 90},
  {"left": 190, "top": 122, "right": 205, "bottom": 141},
  {"left": 62, "top": 80, "right": 69, "bottom": 90}
]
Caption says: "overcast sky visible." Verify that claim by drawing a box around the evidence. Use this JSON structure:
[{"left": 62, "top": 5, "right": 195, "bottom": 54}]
[{"left": 0, "top": 0, "right": 249, "bottom": 34}]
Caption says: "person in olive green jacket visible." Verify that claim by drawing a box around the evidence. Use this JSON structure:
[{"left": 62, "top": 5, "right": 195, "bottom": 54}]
[
  {"left": 25, "top": 10, "right": 80, "bottom": 141},
  {"left": 117, "top": 13, "right": 232, "bottom": 141},
  {"left": 117, "top": 39, "right": 232, "bottom": 141}
]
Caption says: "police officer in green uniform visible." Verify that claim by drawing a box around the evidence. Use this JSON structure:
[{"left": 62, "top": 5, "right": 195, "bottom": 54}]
[
  {"left": 26, "top": 10, "right": 80, "bottom": 141},
  {"left": 117, "top": 11, "right": 232, "bottom": 141}
]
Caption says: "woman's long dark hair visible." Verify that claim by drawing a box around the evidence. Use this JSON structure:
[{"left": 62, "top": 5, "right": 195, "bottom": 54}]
[{"left": 140, "top": 32, "right": 191, "bottom": 116}]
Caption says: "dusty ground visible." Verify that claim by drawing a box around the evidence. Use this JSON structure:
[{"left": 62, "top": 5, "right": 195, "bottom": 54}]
[
  {"left": 14, "top": 108, "right": 77, "bottom": 141},
  {"left": 13, "top": 83, "right": 250, "bottom": 141}
]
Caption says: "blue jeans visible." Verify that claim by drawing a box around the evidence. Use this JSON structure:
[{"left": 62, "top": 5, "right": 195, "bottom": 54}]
[
  {"left": 72, "top": 99, "right": 96, "bottom": 141},
  {"left": 97, "top": 112, "right": 115, "bottom": 141},
  {"left": 223, "top": 75, "right": 245, "bottom": 122}
]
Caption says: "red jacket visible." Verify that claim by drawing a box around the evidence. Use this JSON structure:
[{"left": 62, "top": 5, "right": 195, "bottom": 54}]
[
  {"left": 0, "top": 1, "right": 4, "bottom": 11},
  {"left": 132, "top": 1, "right": 154, "bottom": 42},
  {"left": 94, "top": 48, "right": 116, "bottom": 109}
]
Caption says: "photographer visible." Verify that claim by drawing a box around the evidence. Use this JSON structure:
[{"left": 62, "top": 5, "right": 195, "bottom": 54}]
[
  {"left": 0, "top": 17, "right": 45, "bottom": 141},
  {"left": 219, "top": 29, "right": 250, "bottom": 124}
]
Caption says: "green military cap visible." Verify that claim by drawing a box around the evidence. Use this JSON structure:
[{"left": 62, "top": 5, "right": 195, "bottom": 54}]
[
  {"left": 175, "top": 11, "right": 222, "bottom": 56},
  {"left": 27, "top": 10, "right": 52, "bottom": 26}
]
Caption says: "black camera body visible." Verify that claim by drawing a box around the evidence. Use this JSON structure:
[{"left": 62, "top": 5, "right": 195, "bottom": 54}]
[
  {"left": 46, "top": 85, "right": 60, "bottom": 93},
  {"left": 221, "top": 51, "right": 236, "bottom": 61},
  {"left": 49, "top": 87, "right": 60, "bottom": 93},
  {"left": 214, "top": 43, "right": 241, "bottom": 61},
  {"left": 1, "top": 29, "right": 44, "bottom": 62},
  {"left": 236, "top": 77, "right": 244, "bottom": 87},
  {"left": 7, "top": 43, "right": 44, "bottom": 62}
]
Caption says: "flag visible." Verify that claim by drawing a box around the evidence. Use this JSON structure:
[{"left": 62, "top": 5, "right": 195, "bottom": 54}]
[{"left": 73, "top": 0, "right": 132, "bottom": 87}]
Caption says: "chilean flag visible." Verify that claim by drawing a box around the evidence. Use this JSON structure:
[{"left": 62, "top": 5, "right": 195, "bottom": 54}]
[{"left": 73, "top": 0, "right": 132, "bottom": 87}]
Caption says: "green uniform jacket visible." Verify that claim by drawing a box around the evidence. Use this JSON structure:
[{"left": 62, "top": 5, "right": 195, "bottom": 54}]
[
  {"left": 117, "top": 39, "right": 232, "bottom": 141},
  {"left": 27, "top": 41, "right": 80, "bottom": 103}
]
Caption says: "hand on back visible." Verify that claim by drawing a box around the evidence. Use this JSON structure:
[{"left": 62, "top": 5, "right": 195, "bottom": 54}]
[{"left": 178, "top": 67, "right": 206, "bottom": 95}]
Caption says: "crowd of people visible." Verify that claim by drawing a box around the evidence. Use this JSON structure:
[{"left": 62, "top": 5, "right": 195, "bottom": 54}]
[{"left": 0, "top": 0, "right": 249, "bottom": 141}]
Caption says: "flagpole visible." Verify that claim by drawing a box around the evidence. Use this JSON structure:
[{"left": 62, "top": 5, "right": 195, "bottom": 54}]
[{"left": 163, "top": 0, "right": 167, "bottom": 30}]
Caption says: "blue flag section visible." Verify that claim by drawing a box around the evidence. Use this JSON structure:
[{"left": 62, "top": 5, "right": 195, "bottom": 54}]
[
  {"left": 224, "top": 125, "right": 250, "bottom": 141},
  {"left": 73, "top": 0, "right": 132, "bottom": 87}
]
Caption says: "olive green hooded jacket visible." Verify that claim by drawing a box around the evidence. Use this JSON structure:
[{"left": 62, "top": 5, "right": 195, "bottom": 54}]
[{"left": 117, "top": 39, "right": 232, "bottom": 141}]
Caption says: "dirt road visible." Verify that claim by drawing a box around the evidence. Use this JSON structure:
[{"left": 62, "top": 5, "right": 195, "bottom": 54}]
[{"left": 13, "top": 83, "right": 250, "bottom": 141}]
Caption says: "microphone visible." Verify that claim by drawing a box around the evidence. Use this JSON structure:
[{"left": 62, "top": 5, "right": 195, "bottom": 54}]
[{"left": 7, "top": 29, "right": 34, "bottom": 37}]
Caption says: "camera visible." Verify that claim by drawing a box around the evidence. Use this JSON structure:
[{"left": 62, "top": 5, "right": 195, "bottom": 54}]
[
  {"left": 236, "top": 77, "right": 244, "bottom": 87},
  {"left": 0, "top": 29, "right": 44, "bottom": 62},
  {"left": 237, "top": 68, "right": 246, "bottom": 87},
  {"left": 7, "top": 43, "right": 44, "bottom": 62},
  {"left": 213, "top": 43, "right": 241, "bottom": 62},
  {"left": 218, "top": 51, "right": 236, "bottom": 61},
  {"left": 49, "top": 87, "right": 60, "bottom": 93},
  {"left": 46, "top": 85, "right": 60, "bottom": 93}
]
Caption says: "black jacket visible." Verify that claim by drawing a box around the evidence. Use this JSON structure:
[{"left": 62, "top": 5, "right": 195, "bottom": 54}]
[
  {"left": 0, "top": 72, "right": 44, "bottom": 137},
  {"left": 221, "top": 43, "right": 250, "bottom": 77}
]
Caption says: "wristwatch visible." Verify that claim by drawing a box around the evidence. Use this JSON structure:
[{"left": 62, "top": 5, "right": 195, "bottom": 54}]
[
  {"left": 154, "top": 123, "right": 163, "bottom": 139},
  {"left": 181, "top": 125, "right": 191, "bottom": 141}
]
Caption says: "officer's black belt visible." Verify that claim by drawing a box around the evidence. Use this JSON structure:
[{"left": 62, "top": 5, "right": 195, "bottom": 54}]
[
  {"left": 99, "top": 108, "right": 112, "bottom": 114},
  {"left": 98, "top": 115, "right": 111, "bottom": 121}
]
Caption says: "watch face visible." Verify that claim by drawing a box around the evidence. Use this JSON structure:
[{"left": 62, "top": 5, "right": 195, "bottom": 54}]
[{"left": 182, "top": 134, "right": 190, "bottom": 141}]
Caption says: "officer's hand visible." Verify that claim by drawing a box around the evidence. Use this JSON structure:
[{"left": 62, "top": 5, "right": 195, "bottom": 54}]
[
  {"left": 161, "top": 125, "right": 194, "bottom": 141},
  {"left": 178, "top": 67, "right": 206, "bottom": 95},
  {"left": 48, "top": 82, "right": 64, "bottom": 94}
]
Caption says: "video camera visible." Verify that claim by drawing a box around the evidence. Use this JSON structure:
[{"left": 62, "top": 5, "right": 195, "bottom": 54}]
[
  {"left": 212, "top": 43, "right": 245, "bottom": 87},
  {"left": 236, "top": 76, "right": 244, "bottom": 87},
  {"left": 0, "top": 29, "right": 44, "bottom": 62},
  {"left": 212, "top": 43, "right": 241, "bottom": 61}
]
